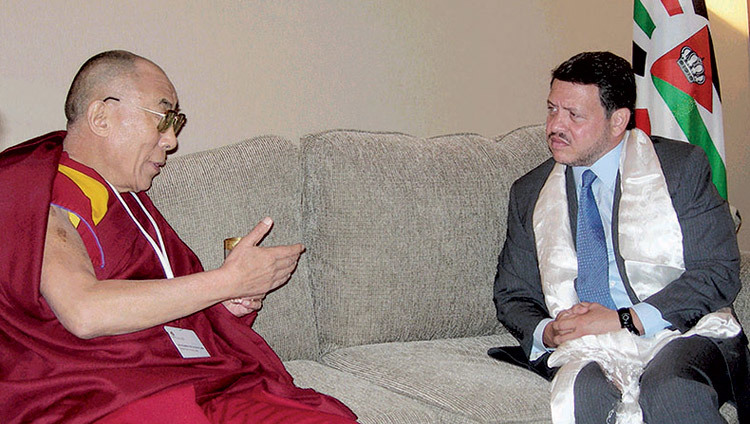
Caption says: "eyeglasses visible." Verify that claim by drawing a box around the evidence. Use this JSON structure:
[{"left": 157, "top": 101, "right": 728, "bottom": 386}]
[{"left": 103, "top": 97, "right": 186, "bottom": 135}]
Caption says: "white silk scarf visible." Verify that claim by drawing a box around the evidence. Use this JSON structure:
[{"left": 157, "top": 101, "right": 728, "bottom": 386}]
[
  {"left": 548, "top": 311, "right": 740, "bottom": 424},
  {"left": 532, "top": 129, "right": 740, "bottom": 423}
]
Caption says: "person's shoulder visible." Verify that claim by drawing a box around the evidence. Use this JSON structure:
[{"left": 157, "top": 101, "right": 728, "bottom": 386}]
[
  {"left": 508, "top": 157, "right": 557, "bottom": 205},
  {"left": 512, "top": 157, "right": 556, "bottom": 190},
  {"left": 0, "top": 132, "right": 65, "bottom": 203},
  {"left": 53, "top": 160, "right": 112, "bottom": 228},
  {"left": 0, "top": 131, "right": 66, "bottom": 162},
  {"left": 650, "top": 135, "right": 709, "bottom": 174},
  {"left": 651, "top": 135, "right": 704, "bottom": 161}
]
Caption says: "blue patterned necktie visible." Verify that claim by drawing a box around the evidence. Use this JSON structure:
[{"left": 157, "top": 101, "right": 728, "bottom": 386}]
[{"left": 575, "top": 170, "right": 616, "bottom": 309}]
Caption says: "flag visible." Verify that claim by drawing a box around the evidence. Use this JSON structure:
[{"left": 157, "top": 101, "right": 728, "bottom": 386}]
[{"left": 632, "top": 0, "right": 727, "bottom": 198}]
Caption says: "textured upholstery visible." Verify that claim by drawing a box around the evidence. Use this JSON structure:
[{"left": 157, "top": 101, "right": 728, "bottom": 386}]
[
  {"left": 149, "top": 135, "right": 319, "bottom": 361},
  {"left": 146, "top": 125, "right": 743, "bottom": 423},
  {"left": 320, "top": 334, "right": 551, "bottom": 423},
  {"left": 300, "top": 130, "right": 516, "bottom": 352},
  {"left": 285, "top": 360, "right": 475, "bottom": 424},
  {"left": 492, "top": 123, "right": 551, "bottom": 178},
  {"left": 738, "top": 251, "right": 750, "bottom": 328}
]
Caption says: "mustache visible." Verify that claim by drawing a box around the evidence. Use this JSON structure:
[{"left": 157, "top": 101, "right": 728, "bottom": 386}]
[{"left": 547, "top": 132, "right": 569, "bottom": 142}]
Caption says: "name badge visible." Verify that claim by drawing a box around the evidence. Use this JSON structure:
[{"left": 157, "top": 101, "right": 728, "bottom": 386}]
[{"left": 164, "top": 326, "right": 211, "bottom": 358}]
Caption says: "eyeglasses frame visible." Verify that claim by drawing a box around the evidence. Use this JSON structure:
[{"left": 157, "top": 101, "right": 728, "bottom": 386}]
[{"left": 102, "top": 96, "right": 186, "bottom": 135}]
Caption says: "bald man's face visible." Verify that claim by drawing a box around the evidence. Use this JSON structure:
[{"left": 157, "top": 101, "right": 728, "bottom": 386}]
[{"left": 100, "top": 60, "right": 180, "bottom": 192}]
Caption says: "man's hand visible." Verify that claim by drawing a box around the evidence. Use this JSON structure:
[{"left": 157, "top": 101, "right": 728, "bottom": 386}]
[
  {"left": 222, "top": 296, "right": 265, "bottom": 317},
  {"left": 220, "top": 217, "right": 304, "bottom": 317},
  {"left": 543, "top": 302, "right": 621, "bottom": 348}
]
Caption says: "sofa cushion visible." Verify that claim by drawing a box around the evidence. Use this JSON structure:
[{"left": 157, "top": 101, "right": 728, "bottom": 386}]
[
  {"left": 737, "top": 251, "right": 750, "bottom": 328},
  {"left": 301, "top": 130, "right": 522, "bottom": 352},
  {"left": 317, "top": 334, "right": 738, "bottom": 424},
  {"left": 319, "top": 334, "right": 551, "bottom": 423},
  {"left": 493, "top": 123, "right": 550, "bottom": 182},
  {"left": 148, "top": 135, "right": 319, "bottom": 361},
  {"left": 285, "top": 360, "right": 476, "bottom": 423}
]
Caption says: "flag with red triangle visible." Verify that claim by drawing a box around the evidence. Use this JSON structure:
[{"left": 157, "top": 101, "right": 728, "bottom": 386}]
[{"left": 632, "top": 0, "right": 727, "bottom": 198}]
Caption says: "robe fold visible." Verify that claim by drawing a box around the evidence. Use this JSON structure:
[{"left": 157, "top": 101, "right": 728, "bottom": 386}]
[{"left": 0, "top": 132, "right": 356, "bottom": 423}]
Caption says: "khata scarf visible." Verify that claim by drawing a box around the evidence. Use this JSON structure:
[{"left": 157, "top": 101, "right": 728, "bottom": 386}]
[{"left": 532, "top": 129, "right": 739, "bottom": 423}]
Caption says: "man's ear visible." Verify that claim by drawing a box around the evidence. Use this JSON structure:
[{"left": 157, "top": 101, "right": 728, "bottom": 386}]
[
  {"left": 87, "top": 100, "right": 110, "bottom": 137},
  {"left": 610, "top": 108, "right": 631, "bottom": 135}
]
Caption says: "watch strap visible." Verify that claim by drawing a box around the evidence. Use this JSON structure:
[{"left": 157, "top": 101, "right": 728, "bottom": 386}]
[{"left": 617, "top": 307, "right": 641, "bottom": 336}]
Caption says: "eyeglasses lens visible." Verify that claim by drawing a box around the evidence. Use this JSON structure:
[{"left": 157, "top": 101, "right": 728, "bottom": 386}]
[{"left": 158, "top": 111, "right": 186, "bottom": 135}]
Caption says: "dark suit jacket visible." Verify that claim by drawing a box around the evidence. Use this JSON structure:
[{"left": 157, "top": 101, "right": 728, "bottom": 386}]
[{"left": 492, "top": 135, "right": 745, "bottom": 380}]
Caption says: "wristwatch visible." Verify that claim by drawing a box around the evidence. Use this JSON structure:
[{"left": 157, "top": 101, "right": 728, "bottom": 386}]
[{"left": 617, "top": 308, "right": 641, "bottom": 336}]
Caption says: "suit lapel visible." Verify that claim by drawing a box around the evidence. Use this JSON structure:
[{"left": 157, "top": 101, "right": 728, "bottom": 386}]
[
  {"left": 565, "top": 166, "right": 577, "bottom": 241},
  {"left": 612, "top": 172, "right": 641, "bottom": 303}
]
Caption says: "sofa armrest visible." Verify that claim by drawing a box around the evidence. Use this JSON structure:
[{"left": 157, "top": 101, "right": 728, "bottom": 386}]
[{"left": 736, "top": 251, "right": 750, "bottom": 328}]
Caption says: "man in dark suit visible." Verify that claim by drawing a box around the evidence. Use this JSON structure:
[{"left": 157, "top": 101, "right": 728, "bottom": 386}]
[{"left": 492, "top": 51, "right": 749, "bottom": 423}]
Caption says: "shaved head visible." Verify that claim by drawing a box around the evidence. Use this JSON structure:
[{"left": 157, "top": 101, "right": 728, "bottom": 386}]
[{"left": 64, "top": 50, "right": 143, "bottom": 125}]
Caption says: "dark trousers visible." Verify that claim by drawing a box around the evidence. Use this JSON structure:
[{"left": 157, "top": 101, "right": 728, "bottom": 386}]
[{"left": 573, "top": 335, "right": 744, "bottom": 423}]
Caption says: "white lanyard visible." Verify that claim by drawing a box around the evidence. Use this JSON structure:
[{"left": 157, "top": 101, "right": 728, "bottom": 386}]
[{"left": 105, "top": 180, "right": 174, "bottom": 279}]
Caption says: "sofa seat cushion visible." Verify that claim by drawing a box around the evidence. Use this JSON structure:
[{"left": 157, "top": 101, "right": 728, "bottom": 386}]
[
  {"left": 284, "top": 360, "right": 475, "bottom": 423},
  {"left": 310, "top": 333, "right": 739, "bottom": 424},
  {"left": 318, "top": 334, "right": 551, "bottom": 423}
]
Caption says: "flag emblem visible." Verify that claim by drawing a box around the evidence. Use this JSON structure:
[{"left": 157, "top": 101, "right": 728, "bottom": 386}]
[{"left": 677, "top": 46, "right": 705, "bottom": 85}]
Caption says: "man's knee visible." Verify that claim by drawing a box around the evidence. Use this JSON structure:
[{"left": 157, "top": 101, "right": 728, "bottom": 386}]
[
  {"left": 639, "top": 336, "right": 727, "bottom": 423},
  {"left": 574, "top": 362, "right": 620, "bottom": 424},
  {"left": 639, "top": 373, "right": 721, "bottom": 423}
]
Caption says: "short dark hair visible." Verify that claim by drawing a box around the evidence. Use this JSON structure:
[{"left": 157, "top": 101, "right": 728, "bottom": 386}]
[
  {"left": 64, "top": 50, "right": 140, "bottom": 124},
  {"left": 551, "top": 51, "right": 636, "bottom": 129}
]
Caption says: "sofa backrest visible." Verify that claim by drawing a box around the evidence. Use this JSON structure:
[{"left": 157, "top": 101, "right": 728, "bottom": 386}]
[
  {"left": 149, "top": 135, "right": 320, "bottom": 361},
  {"left": 493, "top": 124, "right": 551, "bottom": 176},
  {"left": 147, "top": 125, "right": 551, "bottom": 359},
  {"left": 300, "top": 128, "right": 550, "bottom": 353}
]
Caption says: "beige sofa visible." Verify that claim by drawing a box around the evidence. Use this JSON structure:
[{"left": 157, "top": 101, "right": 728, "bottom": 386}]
[{"left": 148, "top": 124, "right": 746, "bottom": 423}]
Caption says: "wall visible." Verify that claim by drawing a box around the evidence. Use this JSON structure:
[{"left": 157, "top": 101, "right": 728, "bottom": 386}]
[{"left": 1, "top": 0, "right": 749, "bottom": 249}]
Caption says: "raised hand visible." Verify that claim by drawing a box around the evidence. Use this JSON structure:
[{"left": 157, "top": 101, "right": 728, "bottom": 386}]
[{"left": 220, "top": 217, "right": 304, "bottom": 317}]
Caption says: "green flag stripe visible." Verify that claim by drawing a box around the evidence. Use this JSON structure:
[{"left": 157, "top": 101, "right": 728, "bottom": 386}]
[
  {"left": 652, "top": 76, "right": 728, "bottom": 198},
  {"left": 634, "top": 0, "right": 656, "bottom": 38}
]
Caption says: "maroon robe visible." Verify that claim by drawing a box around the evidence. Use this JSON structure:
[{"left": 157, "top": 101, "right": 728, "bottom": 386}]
[{"left": 0, "top": 132, "right": 356, "bottom": 423}]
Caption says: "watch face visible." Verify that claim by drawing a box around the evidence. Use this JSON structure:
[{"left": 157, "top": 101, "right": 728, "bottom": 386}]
[{"left": 622, "top": 312, "right": 631, "bottom": 323}]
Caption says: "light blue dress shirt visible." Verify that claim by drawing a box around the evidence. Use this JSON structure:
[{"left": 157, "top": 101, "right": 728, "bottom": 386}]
[{"left": 531, "top": 139, "right": 673, "bottom": 358}]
